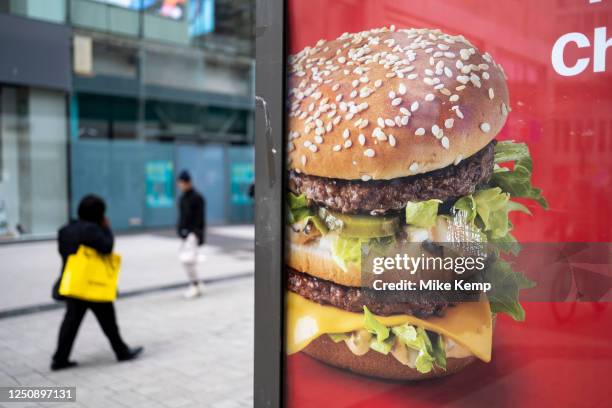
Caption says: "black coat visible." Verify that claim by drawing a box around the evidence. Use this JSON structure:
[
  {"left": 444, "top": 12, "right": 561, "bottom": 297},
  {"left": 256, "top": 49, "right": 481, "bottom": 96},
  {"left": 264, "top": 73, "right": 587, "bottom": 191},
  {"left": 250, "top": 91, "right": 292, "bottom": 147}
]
[
  {"left": 52, "top": 220, "right": 114, "bottom": 300},
  {"left": 177, "top": 188, "right": 206, "bottom": 245}
]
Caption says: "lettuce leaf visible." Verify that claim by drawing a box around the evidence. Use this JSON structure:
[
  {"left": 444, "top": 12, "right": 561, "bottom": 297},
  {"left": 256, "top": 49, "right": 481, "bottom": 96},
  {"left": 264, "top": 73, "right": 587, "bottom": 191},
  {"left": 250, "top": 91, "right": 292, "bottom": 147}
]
[
  {"left": 363, "top": 306, "right": 390, "bottom": 342},
  {"left": 332, "top": 236, "right": 395, "bottom": 271},
  {"left": 391, "top": 324, "right": 437, "bottom": 373},
  {"left": 287, "top": 193, "right": 309, "bottom": 224},
  {"left": 287, "top": 193, "right": 328, "bottom": 234},
  {"left": 432, "top": 333, "right": 447, "bottom": 370},
  {"left": 369, "top": 336, "right": 395, "bottom": 355},
  {"left": 331, "top": 236, "right": 362, "bottom": 272},
  {"left": 486, "top": 258, "right": 536, "bottom": 321},
  {"left": 494, "top": 140, "right": 530, "bottom": 164},
  {"left": 405, "top": 199, "right": 442, "bottom": 228},
  {"left": 454, "top": 188, "right": 528, "bottom": 241},
  {"left": 491, "top": 142, "right": 548, "bottom": 209}
]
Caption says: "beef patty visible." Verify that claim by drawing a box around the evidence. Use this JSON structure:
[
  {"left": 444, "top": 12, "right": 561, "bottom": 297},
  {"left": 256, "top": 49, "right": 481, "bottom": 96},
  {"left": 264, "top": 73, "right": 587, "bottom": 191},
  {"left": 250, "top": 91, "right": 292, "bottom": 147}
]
[
  {"left": 288, "top": 141, "right": 495, "bottom": 214},
  {"left": 287, "top": 268, "right": 481, "bottom": 318}
]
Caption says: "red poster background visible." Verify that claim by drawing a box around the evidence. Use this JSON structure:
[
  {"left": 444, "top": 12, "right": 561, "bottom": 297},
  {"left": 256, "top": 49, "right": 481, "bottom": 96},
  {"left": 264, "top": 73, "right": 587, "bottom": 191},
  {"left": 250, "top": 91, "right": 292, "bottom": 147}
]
[{"left": 285, "top": 0, "right": 612, "bottom": 406}]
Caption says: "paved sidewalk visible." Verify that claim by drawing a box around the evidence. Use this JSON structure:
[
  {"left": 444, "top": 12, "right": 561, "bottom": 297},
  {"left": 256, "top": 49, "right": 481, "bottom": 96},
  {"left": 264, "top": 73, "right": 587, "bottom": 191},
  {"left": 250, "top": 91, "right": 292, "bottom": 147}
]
[
  {"left": 0, "top": 278, "right": 254, "bottom": 408},
  {"left": 0, "top": 225, "right": 254, "bottom": 312}
]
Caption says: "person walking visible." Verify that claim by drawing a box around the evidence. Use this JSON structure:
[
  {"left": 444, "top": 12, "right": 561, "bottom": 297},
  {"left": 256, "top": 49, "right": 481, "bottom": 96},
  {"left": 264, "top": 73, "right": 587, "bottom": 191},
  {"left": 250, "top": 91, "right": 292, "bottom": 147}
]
[
  {"left": 51, "top": 195, "right": 143, "bottom": 371},
  {"left": 177, "top": 170, "right": 206, "bottom": 298}
]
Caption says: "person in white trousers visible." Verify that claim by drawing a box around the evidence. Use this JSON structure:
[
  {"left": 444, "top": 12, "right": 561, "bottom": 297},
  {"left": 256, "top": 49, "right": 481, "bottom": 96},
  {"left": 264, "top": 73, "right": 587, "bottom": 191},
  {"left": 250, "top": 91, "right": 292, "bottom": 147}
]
[{"left": 176, "top": 170, "right": 206, "bottom": 298}]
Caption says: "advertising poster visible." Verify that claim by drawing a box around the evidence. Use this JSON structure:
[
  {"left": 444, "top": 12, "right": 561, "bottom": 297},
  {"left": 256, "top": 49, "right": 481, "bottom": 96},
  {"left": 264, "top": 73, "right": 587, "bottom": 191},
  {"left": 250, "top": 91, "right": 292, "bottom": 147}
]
[
  {"left": 145, "top": 160, "right": 174, "bottom": 209},
  {"left": 283, "top": 0, "right": 612, "bottom": 406}
]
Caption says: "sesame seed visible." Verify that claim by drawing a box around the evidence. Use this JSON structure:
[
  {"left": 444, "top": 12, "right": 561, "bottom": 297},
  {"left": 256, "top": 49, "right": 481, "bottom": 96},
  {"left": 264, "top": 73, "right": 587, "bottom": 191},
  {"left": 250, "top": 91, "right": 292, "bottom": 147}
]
[
  {"left": 332, "top": 84, "right": 340, "bottom": 91},
  {"left": 333, "top": 144, "right": 341, "bottom": 152},
  {"left": 352, "top": 79, "right": 359, "bottom": 87},
  {"left": 364, "top": 148, "right": 375, "bottom": 157},
  {"left": 456, "top": 75, "right": 469, "bottom": 84},
  {"left": 444, "top": 67, "right": 453, "bottom": 78},
  {"left": 410, "top": 101, "right": 419, "bottom": 112},
  {"left": 301, "top": 155, "right": 307, "bottom": 166},
  {"left": 449, "top": 94, "right": 459, "bottom": 102},
  {"left": 358, "top": 119, "right": 369, "bottom": 129},
  {"left": 389, "top": 135, "right": 396, "bottom": 146},
  {"left": 409, "top": 162, "right": 419, "bottom": 172},
  {"left": 425, "top": 94, "right": 435, "bottom": 101},
  {"left": 344, "top": 139, "right": 352, "bottom": 148},
  {"left": 488, "top": 88, "right": 495, "bottom": 99},
  {"left": 391, "top": 98, "right": 402, "bottom": 106},
  {"left": 470, "top": 74, "right": 481, "bottom": 88},
  {"left": 388, "top": 91, "right": 396, "bottom": 99},
  {"left": 501, "top": 102, "right": 508, "bottom": 116},
  {"left": 440, "top": 88, "right": 451, "bottom": 96},
  {"left": 373, "top": 127, "right": 386, "bottom": 140},
  {"left": 401, "top": 115, "right": 409, "bottom": 125},
  {"left": 407, "top": 73, "right": 418, "bottom": 80},
  {"left": 361, "top": 175, "right": 372, "bottom": 181},
  {"left": 455, "top": 107, "right": 464, "bottom": 119},
  {"left": 455, "top": 85, "right": 466, "bottom": 91},
  {"left": 445, "top": 118, "right": 454, "bottom": 128},
  {"left": 335, "top": 94, "right": 343, "bottom": 102},
  {"left": 377, "top": 117, "right": 385, "bottom": 128},
  {"left": 415, "top": 128, "right": 425, "bottom": 136},
  {"left": 343, "top": 129, "right": 350, "bottom": 139},
  {"left": 400, "top": 107, "right": 410, "bottom": 115},
  {"left": 350, "top": 90, "right": 357, "bottom": 98},
  {"left": 309, "top": 144, "right": 318, "bottom": 152},
  {"left": 432, "top": 125, "right": 440, "bottom": 136},
  {"left": 441, "top": 136, "right": 450, "bottom": 149},
  {"left": 398, "top": 83, "right": 407, "bottom": 95},
  {"left": 358, "top": 134, "right": 366, "bottom": 145},
  {"left": 480, "top": 122, "right": 491, "bottom": 133},
  {"left": 482, "top": 72, "right": 490, "bottom": 80},
  {"left": 374, "top": 79, "right": 383, "bottom": 88},
  {"left": 314, "top": 135, "right": 323, "bottom": 144},
  {"left": 385, "top": 118, "right": 395, "bottom": 127}
]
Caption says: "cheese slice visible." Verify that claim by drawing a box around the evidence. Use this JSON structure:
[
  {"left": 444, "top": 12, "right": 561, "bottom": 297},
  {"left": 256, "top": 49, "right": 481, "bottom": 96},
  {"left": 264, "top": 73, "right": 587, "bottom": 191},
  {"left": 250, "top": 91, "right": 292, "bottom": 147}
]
[{"left": 286, "top": 291, "right": 492, "bottom": 362}]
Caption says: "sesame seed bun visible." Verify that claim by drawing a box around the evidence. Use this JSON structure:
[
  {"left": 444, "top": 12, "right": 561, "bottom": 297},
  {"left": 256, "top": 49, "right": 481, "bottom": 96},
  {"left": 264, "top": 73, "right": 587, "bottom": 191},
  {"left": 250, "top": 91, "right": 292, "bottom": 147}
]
[
  {"left": 303, "top": 334, "right": 477, "bottom": 381},
  {"left": 287, "top": 27, "right": 509, "bottom": 180}
]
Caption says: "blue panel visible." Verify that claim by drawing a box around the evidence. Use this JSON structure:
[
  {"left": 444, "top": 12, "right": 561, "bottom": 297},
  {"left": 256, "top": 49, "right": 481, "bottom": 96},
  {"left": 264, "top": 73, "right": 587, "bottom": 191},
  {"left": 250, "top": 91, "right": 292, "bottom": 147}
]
[
  {"left": 176, "top": 144, "right": 226, "bottom": 225},
  {"left": 143, "top": 143, "right": 176, "bottom": 227},
  {"left": 107, "top": 141, "right": 145, "bottom": 230},
  {"left": 71, "top": 140, "right": 177, "bottom": 231},
  {"left": 71, "top": 139, "right": 111, "bottom": 221},
  {"left": 227, "top": 146, "right": 254, "bottom": 224}
]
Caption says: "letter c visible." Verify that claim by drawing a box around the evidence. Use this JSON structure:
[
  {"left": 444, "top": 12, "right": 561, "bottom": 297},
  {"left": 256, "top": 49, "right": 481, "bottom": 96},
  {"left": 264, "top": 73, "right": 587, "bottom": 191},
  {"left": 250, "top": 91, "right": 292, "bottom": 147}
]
[{"left": 551, "top": 32, "right": 590, "bottom": 76}]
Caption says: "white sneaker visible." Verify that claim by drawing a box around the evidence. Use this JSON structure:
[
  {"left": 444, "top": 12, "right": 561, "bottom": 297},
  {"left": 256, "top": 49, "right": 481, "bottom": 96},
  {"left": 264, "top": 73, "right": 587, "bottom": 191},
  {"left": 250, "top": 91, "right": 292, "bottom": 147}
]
[{"left": 183, "top": 283, "right": 202, "bottom": 299}]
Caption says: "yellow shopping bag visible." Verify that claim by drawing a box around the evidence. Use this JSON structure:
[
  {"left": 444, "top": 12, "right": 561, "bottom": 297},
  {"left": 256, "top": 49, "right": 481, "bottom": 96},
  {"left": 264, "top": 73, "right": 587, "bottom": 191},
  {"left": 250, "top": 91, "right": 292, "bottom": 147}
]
[{"left": 59, "top": 245, "right": 121, "bottom": 302}]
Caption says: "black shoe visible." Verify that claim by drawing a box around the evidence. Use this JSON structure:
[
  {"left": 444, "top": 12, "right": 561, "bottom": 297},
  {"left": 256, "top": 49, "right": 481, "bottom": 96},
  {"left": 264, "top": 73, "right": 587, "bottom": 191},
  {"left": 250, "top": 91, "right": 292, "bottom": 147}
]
[
  {"left": 117, "top": 346, "right": 144, "bottom": 362},
  {"left": 51, "top": 360, "right": 78, "bottom": 371}
]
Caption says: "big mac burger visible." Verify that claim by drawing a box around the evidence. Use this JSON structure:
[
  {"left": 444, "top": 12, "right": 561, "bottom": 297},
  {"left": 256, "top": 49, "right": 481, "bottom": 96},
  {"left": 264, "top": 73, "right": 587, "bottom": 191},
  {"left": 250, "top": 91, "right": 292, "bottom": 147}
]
[{"left": 285, "top": 27, "right": 546, "bottom": 380}]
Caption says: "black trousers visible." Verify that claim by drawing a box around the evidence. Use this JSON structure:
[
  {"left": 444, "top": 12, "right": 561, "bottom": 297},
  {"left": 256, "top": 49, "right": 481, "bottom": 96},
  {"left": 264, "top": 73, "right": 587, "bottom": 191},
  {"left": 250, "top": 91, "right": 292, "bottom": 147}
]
[{"left": 52, "top": 298, "right": 129, "bottom": 363}]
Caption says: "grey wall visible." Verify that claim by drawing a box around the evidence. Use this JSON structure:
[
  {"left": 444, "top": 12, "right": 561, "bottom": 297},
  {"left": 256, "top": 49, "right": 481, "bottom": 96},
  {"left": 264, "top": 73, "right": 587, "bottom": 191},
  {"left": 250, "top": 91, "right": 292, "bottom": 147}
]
[{"left": 0, "top": 14, "right": 71, "bottom": 91}]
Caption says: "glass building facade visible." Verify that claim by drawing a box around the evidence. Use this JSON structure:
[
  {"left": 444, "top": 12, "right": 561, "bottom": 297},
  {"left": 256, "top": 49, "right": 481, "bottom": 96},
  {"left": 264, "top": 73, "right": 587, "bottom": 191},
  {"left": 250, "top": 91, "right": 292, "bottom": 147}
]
[{"left": 0, "top": 0, "right": 254, "bottom": 241}]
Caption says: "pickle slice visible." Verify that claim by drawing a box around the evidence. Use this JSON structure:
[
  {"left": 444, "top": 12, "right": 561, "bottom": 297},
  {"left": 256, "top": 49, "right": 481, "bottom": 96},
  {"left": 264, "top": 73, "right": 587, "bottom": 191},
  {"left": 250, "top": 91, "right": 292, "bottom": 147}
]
[{"left": 319, "top": 208, "right": 399, "bottom": 238}]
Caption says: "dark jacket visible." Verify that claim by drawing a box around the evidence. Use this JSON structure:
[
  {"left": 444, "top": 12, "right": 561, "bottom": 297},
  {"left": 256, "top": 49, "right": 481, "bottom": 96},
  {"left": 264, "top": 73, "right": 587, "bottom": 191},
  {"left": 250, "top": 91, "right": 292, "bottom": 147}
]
[
  {"left": 177, "top": 188, "right": 206, "bottom": 245},
  {"left": 52, "top": 220, "right": 114, "bottom": 300}
]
